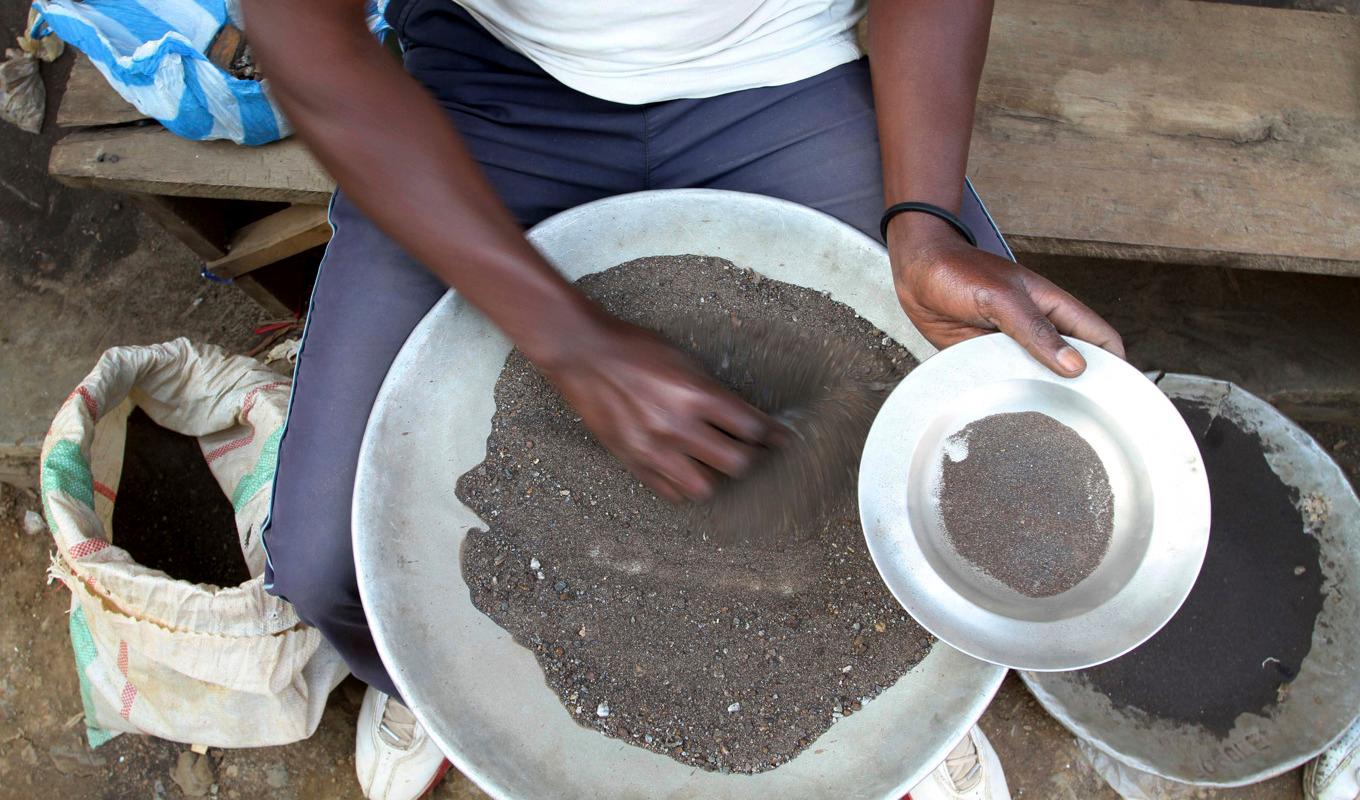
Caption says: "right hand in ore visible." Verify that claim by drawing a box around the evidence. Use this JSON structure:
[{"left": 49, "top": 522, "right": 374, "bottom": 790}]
[{"left": 539, "top": 318, "right": 776, "bottom": 503}]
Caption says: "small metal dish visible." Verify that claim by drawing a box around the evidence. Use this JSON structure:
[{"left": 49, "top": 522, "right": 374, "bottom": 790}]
[{"left": 858, "top": 333, "right": 1210, "bottom": 671}]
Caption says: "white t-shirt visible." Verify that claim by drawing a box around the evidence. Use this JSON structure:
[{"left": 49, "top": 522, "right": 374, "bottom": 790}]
[{"left": 452, "top": 1, "right": 867, "bottom": 104}]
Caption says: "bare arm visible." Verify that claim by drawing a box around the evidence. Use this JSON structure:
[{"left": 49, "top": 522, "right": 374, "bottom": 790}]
[
  {"left": 242, "top": 0, "right": 773, "bottom": 500},
  {"left": 868, "top": 0, "right": 1123, "bottom": 375}
]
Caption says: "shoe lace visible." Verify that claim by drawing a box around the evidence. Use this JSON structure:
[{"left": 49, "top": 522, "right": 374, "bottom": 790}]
[
  {"left": 943, "top": 732, "right": 984, "bottom": 792},
  {"left": 378, "top": 697, "right": 419, "bottom": 749}
]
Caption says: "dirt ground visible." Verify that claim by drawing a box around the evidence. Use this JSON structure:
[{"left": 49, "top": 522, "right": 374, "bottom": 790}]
[
  {"left": 0, "top": 7, "right": 269, "bottom": 487},
  {"left": 4, "top": 0, "right": 1360, "bottom": 797}
]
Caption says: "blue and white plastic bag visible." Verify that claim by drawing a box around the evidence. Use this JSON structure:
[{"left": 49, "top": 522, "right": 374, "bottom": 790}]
[{"left": 29, "top": 0, "right": 390, "bottom": 145}]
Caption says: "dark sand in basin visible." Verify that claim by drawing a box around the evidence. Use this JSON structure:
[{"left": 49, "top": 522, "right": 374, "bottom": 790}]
[{"left": 458, "top": 255, "right": 934, "bottom": 773}]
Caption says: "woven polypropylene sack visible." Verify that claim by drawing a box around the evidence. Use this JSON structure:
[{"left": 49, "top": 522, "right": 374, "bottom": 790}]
[
  {"left": 27, "top": 0, "right": 390, "bottom": 144},
  {"left": 41, "top": 339, "right": 347, "bottom": 748}
]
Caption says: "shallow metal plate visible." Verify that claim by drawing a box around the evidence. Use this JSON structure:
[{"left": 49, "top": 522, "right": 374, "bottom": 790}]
[
  {"left": 1023, "top": 374, "right": 1360, "bottom": 787},
  {"left": 859, "top": 334, "right": 1211, "bottom": 672},
  {"left": 353, "top": 189, "right": 1005, "bottom": 800}
]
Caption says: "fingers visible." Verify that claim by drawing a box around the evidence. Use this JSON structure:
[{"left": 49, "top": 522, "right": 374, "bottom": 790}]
[
  {"left": 635, "top": 412, "right": 763, "bottom": 504},
  {"left": 648, "top": 449, "right": 716, "bottom": 502},
  {"left": 974, "top": 282, "right": 1088, "bottom": 378},
  {"left": 633, "top": 464, "right": 686, "bottom": 504},
  {"left": 674, "top": 421, "right": 759, "bottom": 477},
  {"left": 645, "top": 416, "right": 761, "bottom": 503},
  {"left": 697, "top": 386, "right": 774, "bottom": 444},
  {"left": 1026, "top": 275, "right": 1126, "bottom": 360}
]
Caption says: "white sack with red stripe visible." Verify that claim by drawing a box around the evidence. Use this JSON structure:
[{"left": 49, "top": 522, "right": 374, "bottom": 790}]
[{"left": 41, "top": 338, "right": 347, "bottom": 748}]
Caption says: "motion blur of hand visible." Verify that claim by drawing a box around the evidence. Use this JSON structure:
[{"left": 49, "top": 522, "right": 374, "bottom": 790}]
[
  {"left": 887, "top": 215, "right": 1125, "bottom": 376},
  {"left": 540, "top": 317, "right": 776, "bottom": 504}
]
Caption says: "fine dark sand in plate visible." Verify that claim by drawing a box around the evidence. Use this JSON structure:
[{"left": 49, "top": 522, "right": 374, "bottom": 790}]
[
  {"left": 939, "top": 411, "right": 1115, "bottom": 598},
  {"left": 458, "top": 255, "right": 934, "bottom": 774},
  {"left": 1078, "top": 399, "right": 1325, "bottom": 737}
]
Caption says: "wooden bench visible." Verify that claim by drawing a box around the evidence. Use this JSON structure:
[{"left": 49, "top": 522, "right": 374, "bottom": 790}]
[
  {"left": 970, "top": 0, "right": 1359, "bottom": 277},
  {"left": 51, "top": 56, "right": 335, "bottom": 316},
  {"left": 48, "top": 0, "right": 1359, "bottom": 299}
]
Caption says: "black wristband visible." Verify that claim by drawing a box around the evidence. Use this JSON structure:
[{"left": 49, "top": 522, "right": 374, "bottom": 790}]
[{"left": 879, "top": 202, "right": 978, "bottom": 248}]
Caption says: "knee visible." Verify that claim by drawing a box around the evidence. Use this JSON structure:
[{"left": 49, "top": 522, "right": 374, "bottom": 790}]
[{"left": 264, "top": 507, "right": 361, "bottom": 629}]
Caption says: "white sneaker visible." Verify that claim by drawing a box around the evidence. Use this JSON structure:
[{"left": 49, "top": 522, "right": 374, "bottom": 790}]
[
  {"left": 1306, "top": 716, "right": 1360, "bottom": 800},
  {"left": 909, "top": 726, "right": 1011, "bottom": 800},
  {"left": 356, "top": 687, "right": 450, "bottom": 800}
]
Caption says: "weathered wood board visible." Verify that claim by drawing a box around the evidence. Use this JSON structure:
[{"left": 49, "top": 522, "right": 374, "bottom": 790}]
[
  {"left": 207, "top": 205, "right": 332, "bottom": 279},
  {"left": 57, "top": 54, "right": 147, "bottom": 128},
  {"left": 49, "top": 126, "right": 333, "bottom": 204},
  {"left": 47, "top": 0, "right": 1359, "bottom": 275},
  {"left": 973, "top": 0, "right": 1360, "bottom": 276}
]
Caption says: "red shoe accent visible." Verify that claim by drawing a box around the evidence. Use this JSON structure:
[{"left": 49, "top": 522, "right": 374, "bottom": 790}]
[{"left": 418, "top": 760, "right": 452, "bottom": 799}]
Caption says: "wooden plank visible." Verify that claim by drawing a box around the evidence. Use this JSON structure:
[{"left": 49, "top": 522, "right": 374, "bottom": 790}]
[
  {"left": 57, "top": 54, "right": 148, "bottom": 128},
  {"left": 999, "top": 236, "right": 1360, "bottom": 278},
  {"left": 48, "top": 126, "right": 334, "bottom": 204},
  {"left": 206, "top": 205, "right": 332, "bottom": 279},
  {"left": 244, "top": 244, "right": 328, "bottom": 316},
  {"left": 206, "top": 24, "right": 246, "bottom": 71},
  {"left": 128, "top": 195, "right": 301, "bottom": 315},
  {"left": 49, "top": 0, "right": 1357, "bottom": 276},
  {"left": 127, "top": 194, "right": 230, "bottom": 261},
  {"left": 971, "top": 0, "right": 1360, "bottom": 276}
]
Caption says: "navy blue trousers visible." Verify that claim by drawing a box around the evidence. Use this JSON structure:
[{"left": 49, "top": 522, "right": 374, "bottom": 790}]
[{"left": 263, "top": 0, "right": 1011, "bottom": 698}]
